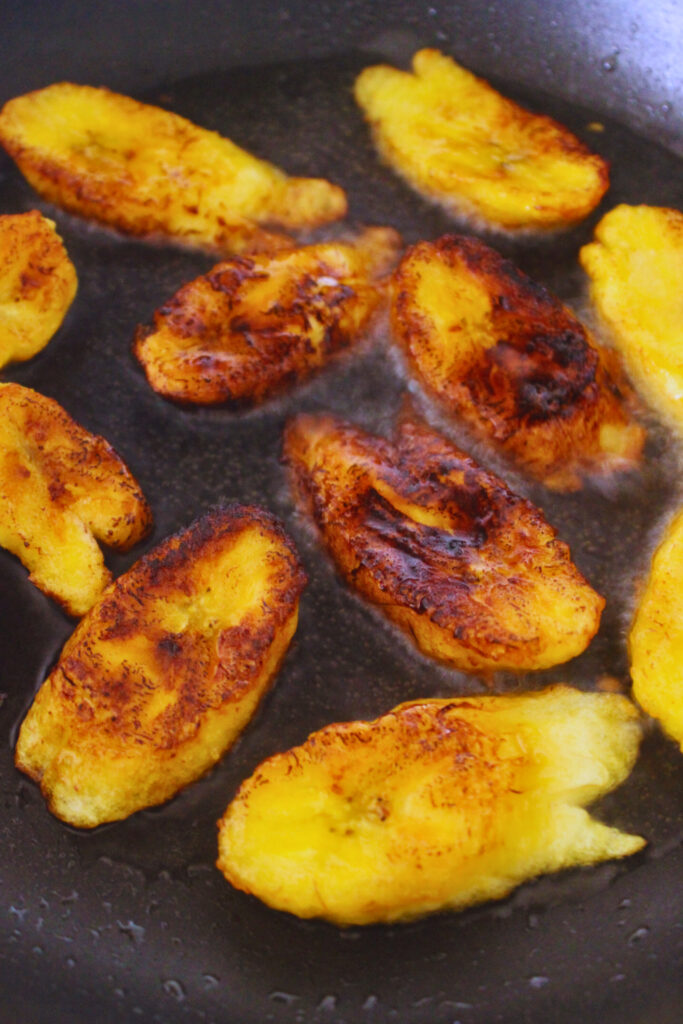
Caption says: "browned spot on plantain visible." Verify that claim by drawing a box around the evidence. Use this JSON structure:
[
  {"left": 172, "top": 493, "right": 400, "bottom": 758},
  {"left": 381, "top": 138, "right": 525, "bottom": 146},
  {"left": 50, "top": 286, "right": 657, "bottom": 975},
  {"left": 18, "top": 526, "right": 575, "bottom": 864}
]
[
  {"left": 14, "top": 504, "right": 307, "bottom": 828},
  {"left": 0, "top": 382, "right": 151, "bottom": 616},
  {"left": 134, "top": 227, "right": 401, "bottom": 405},
  {"left": 391, "top": 234, "right": 645, "bottom": 490},
  {"left": 283, "top": 412, "right": 603, "bottom": 672}
]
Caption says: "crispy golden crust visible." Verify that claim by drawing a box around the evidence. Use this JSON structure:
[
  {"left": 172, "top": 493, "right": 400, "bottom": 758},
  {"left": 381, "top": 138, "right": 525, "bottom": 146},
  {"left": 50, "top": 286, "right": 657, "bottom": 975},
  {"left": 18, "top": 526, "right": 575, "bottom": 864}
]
[
  {"left": 0, "top": 383, "right": 151, "bottom": 616},
  {"left": 0, "top": 210, "right": 77, "bottom": 369},
  {"left": 580, "top": 204, "right": 683, "bottom": 435},
  {"left": 0, "top": 83, "right": 347, "bottom": 255},
  {"left": 354, "top": 49, "right": 609, "bottom": 232},
  {"left": 283, "top": 413, "right": 603, "bottom": 672},
  {"left": 391, "top": 234, "right": 645, "bottom": 490},
  {"left": 134, "top": 227, "right": 401, "bottom": 405},
  {"left": 217, "top": 686, "right": 644, "bottom": 925},
  {"left": 15, "top": 504, "right": 307, "bottom": 828},
  {"left": 629, "top": 505, "right": 683, "bottom": 751}
]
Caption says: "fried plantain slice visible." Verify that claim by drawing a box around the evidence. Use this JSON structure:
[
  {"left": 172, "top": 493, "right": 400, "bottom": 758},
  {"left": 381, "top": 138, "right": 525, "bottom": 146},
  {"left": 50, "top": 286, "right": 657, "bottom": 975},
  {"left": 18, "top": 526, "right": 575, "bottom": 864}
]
[
  {"left": 15, "top": 504, "right": 306, "bottom": 828},
  {"left": 354, "top": 49, "right": 608, "bottom": 232},
  {"left": 0, "top": 210, "right": 77, "bottom": 369},
  {"left": 0, "top": 383, "right": 151, "bottom": 616},
  {"left": 283, "top": 413, "right": 603, "bottom": 672},
  {"left": 134, "top": 226, "right": 401, "bottom": 404},
  {"left": 217, "top": 685, "right": 644, "bottom": 925},
  {"left": 580, "top": 204, "right": 683, "bottom": 435},
  {"left": 0, "top": 83, "right": 347, "bottom": 255},
  {"left": 391, "top": 234, "right": 645, "bottom": 491},
  {"left": 629, "top": 506, "right": 683, "bottom": 751}
]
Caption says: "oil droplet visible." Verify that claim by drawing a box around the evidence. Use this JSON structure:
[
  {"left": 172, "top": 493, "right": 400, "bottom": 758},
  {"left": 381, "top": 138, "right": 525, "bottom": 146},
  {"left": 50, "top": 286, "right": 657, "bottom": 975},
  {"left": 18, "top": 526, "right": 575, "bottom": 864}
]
[
  {"left": 660, "top": 102, "right": 672, "bottom": 116},
  {"left": 117, "top": 919, "right": 145, "bottom": 945},
  {"left": 269, "top": 991, "right": 298, "bottom": 1006},
  {"left": 162, "top": 979, "right": 186, "bottom": 1002},
  {"left": 628, "top": 926, "right": 650, "bottom": 946},
  {"left": 529, "top": 975, "right": 550, "bottom": 989},
  {"left": 66, "top": 957, "right": 76, "bottom": 969},
  {"left": 527, "top": 913, "right": 540, "bottom": 929},
  {"left": 601, "top": 52, "right": 620, "bottom": 73}
]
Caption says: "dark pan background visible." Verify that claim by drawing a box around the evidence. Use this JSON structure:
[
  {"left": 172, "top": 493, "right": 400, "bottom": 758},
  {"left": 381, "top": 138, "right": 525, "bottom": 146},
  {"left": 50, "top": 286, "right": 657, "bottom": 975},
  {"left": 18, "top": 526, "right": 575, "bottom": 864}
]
[{"left": 0, "top": 3, "right": 682, "bottom": 1023}]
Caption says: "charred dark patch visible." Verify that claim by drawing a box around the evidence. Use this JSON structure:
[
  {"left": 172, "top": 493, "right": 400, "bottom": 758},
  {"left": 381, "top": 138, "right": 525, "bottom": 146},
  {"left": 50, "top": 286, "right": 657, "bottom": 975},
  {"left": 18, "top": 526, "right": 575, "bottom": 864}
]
[
  {"left": 207, "top": 260, "right": 263, "bottom": 294},
  {"left": 157, "top": 634, "right": 183, "bottom": 658},
  {"left": 465, "top": 324, "right": 598, "bottom": 429},
  {"left": 363, "top": 490, "right": 486, "bottom": 574}
]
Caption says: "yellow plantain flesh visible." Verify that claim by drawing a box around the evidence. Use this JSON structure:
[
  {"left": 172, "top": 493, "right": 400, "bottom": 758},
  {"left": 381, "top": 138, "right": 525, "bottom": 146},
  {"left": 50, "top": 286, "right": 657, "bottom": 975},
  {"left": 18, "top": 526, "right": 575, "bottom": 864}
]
[{"left": 217, "top": 686, "right": 644, "bottom": 925}]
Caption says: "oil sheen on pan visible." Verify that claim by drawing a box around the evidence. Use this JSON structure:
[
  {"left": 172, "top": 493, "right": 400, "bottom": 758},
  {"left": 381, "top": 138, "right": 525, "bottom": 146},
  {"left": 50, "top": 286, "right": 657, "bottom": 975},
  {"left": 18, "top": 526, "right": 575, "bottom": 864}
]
[{"left": 0, "top": 50, "right": 681, "bottom": 1024}]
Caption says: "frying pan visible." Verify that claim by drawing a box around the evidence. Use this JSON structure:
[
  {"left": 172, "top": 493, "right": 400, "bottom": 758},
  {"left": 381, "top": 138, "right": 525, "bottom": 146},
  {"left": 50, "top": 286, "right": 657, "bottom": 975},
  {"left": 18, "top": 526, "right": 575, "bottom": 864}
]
[{"left": 0, "top": 2, "right": 681, "bottom": 1022}]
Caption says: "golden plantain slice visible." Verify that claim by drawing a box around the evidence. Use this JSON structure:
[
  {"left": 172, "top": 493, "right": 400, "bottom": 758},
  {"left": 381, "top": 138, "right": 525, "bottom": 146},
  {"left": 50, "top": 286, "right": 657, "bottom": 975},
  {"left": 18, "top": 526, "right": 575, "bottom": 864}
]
[
  {"left": 0, "top": 210, "right": 77, "bottom": 369},
  {"left": 134, "top": 226, "right": 401, "bottom": 404},
  {"left": 0, "top": 83, "right": 347, "bottom": 255},
  {"left": 391, "top": 234, "right": 645, "bottom": 491},
  {"left": 354, "top": 49, "right": 609, "bottom": 231},
  {"left": 15, "top": 504, "right": 306, "bottom": 828},
  {"left": 0, "top": 383, "right": 151, "bottom": 616},
  {"left": 580, "top": 204, "right": 683, "bottom": 435},
  {"left": 629, "top": 506, "right": 683, "bottom": 751},
  {"left": 217, "top": 685, "right": 644, "bottom": 925},
  {"left": 283, "top": 413, "right": 603, "bottom": 672}
]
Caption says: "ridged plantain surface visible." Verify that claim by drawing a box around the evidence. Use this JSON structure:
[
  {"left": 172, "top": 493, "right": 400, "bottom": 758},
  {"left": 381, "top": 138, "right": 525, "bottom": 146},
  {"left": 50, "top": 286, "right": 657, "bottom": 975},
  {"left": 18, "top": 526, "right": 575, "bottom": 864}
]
[
  {"left": 283, "top": 413, "right": 603, "bottom": 672},
  {"left": 134, "top": 227, "right": 400, "bottom": 404},
  {"left": 391, "top": 234, "right": 644, "bottom": 490},
  {"left": 580, "top": 204, "right": 683, "bottom": 435},
  {"left": 354, "top": 49, "right": 608, "bottom": 231},
  {"left": 0, "top": 83, "right": 347, "bottom": 255},
  {"left": 0, "top": 210, "right": 77, "bottom": 369},
  {"left": 0, "top": 383, "right": 151, "bottom": 616},
  {"left": 15, "top": 505, "right": 306, "bottom": 828},
  {"left": 629, "top": 506, "right": 683, "bottom": 751},
  {"left": 217, "top": 686, "right": 644, "bottom": 925}
]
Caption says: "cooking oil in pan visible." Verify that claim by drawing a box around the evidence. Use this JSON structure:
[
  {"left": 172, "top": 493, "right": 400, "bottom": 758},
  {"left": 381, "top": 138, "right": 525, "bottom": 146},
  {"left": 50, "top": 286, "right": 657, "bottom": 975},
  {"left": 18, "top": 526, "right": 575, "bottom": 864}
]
[{"left": 0, "top": 51, "right": 681, "bottom": 1024}]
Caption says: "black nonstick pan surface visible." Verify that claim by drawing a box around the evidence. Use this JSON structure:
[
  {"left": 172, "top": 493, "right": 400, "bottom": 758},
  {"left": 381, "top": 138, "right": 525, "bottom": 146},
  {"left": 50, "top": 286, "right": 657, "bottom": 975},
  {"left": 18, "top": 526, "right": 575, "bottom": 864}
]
[{"left": 0, "top": 3, "right": 681, "bottom": 1023}]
